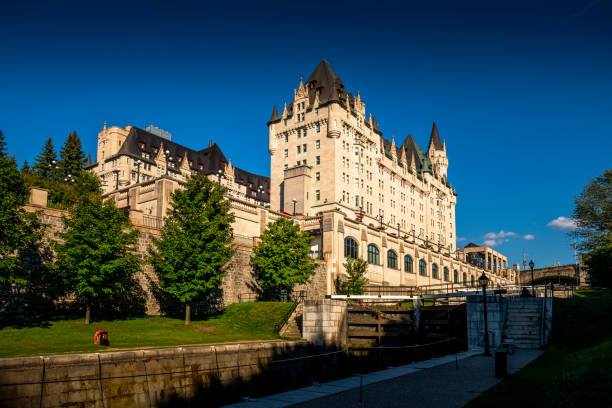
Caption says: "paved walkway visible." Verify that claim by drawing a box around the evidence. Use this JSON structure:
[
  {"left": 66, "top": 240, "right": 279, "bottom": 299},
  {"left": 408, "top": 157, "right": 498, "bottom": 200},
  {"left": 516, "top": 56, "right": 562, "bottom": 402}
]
[{"left": 224, "top": 349, "right": 542, "bottom": 408}]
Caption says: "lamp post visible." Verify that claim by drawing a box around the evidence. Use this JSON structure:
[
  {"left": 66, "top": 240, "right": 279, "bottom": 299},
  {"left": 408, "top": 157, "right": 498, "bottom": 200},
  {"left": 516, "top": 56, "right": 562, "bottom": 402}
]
[
  {"left": 292, "top": 198, "right": 297, "bottom": 216},
  {"left": 529, "top": 259, "right": 535, "bottom": 296},
  {"left": 217, "top": 169, "right": 223, "bottom": 185},
  {"left": 134, "top": 160, "right": 142, "bottom": 183},
  {"left": 378, "top": 212, "right": 383, "bottom": 230},
  {"left": 397, "top": 223, "right": 400, "bottom": 238},
  {"left": 478, "top": 271, "right": 491, "bottom": 356}
]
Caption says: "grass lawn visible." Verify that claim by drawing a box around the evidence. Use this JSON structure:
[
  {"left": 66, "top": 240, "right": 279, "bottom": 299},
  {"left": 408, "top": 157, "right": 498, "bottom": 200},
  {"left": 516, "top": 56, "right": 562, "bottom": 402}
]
[
  {"left": 465, "top": 289, "right": 612, "bottom": 408},
  {"left": 0, "top": 302, "right": 296, "bottom": 358}
]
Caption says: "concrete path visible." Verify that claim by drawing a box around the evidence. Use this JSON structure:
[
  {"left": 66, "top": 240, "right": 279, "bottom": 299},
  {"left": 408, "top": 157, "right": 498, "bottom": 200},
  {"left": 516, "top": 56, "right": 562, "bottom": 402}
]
[{"left": 224, "top": 349, "right": 542, "bottom": 408}]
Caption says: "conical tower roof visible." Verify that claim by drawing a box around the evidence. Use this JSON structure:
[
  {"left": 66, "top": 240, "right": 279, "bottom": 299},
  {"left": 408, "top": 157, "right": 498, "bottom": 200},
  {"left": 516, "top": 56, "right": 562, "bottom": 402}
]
[
  {"left": 427, "top": 121, "right": 444, "bottom": 152},
  {"left": 305, "top": 59, "right": 346, "bottom": 104},
  {"left": 267, "top": 105, "right": 280, "bottom": 124}
]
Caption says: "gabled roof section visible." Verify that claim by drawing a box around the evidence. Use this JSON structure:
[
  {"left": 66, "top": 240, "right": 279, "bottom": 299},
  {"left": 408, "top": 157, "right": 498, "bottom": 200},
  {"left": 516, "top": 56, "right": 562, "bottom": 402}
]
[
  {"left": 401, "top": 134, "right": 433, "bottom": 173},
  {"left": 305, "top": 59, "right": 346, "bottom": 105},
  {"left": 427, "top": 121, "right": 444, "bottom": 152},
  {"left": 372, "top": 115, "right": 382, "bottom": 136},
  {"left": 115, "top": 127, "right": 270, "bottom": 200}
]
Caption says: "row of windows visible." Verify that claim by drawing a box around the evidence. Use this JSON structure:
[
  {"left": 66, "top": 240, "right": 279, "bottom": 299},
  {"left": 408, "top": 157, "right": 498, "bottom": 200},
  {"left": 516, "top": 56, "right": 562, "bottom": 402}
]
[{"left": 344, "top": 237, "right": 474, "bottom": 284}]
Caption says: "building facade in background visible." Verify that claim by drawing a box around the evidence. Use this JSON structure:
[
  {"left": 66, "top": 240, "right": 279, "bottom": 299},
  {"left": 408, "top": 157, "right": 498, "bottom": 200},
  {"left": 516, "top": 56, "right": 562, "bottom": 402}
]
[{"left": 82, "top": 60, "right": 516, "bottom": 295}]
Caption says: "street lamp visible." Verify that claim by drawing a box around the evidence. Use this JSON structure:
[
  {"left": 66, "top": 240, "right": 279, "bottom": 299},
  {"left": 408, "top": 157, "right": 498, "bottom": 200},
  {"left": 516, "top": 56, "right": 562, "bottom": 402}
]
[
  {"left": 134, "top": 160, "right": 142, "bottom": 183},
  {"left": 529, "top": 259, "right": 535, "bottom": 296},
  {"left": 478, "top": 271, "right": 491, "bottom": 356},
  {"left": 292, "top": 198, "right": 297, "bottom": 216},
  {"left": 217, "top": 169, "right": 223, "bottom": 185}
]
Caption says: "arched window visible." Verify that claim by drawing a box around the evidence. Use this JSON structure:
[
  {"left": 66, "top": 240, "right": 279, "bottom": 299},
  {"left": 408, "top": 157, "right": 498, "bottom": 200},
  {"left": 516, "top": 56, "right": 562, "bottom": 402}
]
[
  {"left": 463, "top": 272, "right": 467, "bottom": 285},
  {"left": 444, "top": 267, "right": 449, "bottom": 282},
  {"left": 404, "top": 255, "right": 413, "bottom": 273},
  {"left": 453, "top": 270, "right": 459, "bottom": 283},
  {"left": 432, "top": 263, "right": 439, "bottom": 279},
  {"left": 344, "top": 237, "right": 358, "bottom": 259},
  {"left": 367, "top": 244, "right": 379, "bottom": 265},
  {"left": 419, "top": 259, "right": 427, "bottom": 276},
  {"left": 387, "top": 250, "right": 398, "bottom": 269},
  {"left": 470, "top": 275, "right": 475, "bottom": 287}
]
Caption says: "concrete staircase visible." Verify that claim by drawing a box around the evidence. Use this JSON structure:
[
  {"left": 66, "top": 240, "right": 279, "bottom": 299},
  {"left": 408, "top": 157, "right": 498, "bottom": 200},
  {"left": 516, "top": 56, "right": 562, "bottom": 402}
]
[
  {"left": 502, "top": 298, "right": 543, "bottom": 349},
  {"left": 279, "top": 302, "right": 303, "bottom": 338}
]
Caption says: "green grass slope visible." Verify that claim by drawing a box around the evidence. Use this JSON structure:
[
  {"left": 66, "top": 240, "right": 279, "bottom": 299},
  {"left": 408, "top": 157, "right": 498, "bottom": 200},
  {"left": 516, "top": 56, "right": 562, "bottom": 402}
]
[{"left": 0, "top": 302, "right": 296, "bottom": 358}]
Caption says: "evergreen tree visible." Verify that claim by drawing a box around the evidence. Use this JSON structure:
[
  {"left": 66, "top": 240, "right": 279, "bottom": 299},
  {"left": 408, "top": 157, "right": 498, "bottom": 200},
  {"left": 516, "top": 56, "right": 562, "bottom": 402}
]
[
  {"left": 20, "top": 160, "right": 31, "bottom": 175},
  {"left": 149, "top": 174, "right": 235, "bottom": 325},
  {"left": 54, "top": 171, "right": 140, "bottom": 324},
  {"left": 0, "top": 131, "right": 44, "bottom": 287},
  {"left": 0, "top": 130, "right": 6, "bottom": 156},
  {"left": 341, "top": 257, "right": 369, "bottom": 295},
  {"left": 58, "top": 131, "right": 85, "bottom": 181},
  {"left": 251, "top": 217, "right": 317, "bottom": 299},
  {"left": 33, "top": 137, "right": 58, "bottom": 181}
]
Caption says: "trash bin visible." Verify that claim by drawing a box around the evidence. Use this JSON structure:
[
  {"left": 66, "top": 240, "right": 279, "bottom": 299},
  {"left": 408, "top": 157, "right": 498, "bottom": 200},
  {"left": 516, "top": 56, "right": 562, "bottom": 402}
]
[{"left": 495, "top": 349, "right": 507, "bottom": 378}]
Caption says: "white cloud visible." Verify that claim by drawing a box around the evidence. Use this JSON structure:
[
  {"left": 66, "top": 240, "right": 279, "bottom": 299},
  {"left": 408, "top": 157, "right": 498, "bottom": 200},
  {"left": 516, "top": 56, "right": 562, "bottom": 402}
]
[
  {"left": 484, "top": 230, "right": 516, "bottom": 240},
  {"left": 523, "top": 234, "right": 535, "bottom": 240},
  {"left": 483, "top": 239, "right": 500, "bottom": 247},
  {"left": 457, "top": 237, "right": 467, "bottom": 242},
  {"left": 547, "top": 216, "right": 576, "bottom": 231}
]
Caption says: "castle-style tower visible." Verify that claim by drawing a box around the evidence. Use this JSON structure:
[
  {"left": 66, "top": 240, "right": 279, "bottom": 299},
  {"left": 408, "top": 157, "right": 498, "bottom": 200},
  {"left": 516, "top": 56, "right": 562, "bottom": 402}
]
[
  {"left": 267, "top": 60, "right": 457, "bottom": 252},
  {"left": 427, "top": 122, "right": 448, "bottom": 178}
]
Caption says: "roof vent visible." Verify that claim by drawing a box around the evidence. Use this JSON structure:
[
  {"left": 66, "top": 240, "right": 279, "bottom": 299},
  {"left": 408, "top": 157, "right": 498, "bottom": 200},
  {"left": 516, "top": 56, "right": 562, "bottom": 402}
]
[{"left": 145, "top": 125, "right": 172, "bottom": 141}]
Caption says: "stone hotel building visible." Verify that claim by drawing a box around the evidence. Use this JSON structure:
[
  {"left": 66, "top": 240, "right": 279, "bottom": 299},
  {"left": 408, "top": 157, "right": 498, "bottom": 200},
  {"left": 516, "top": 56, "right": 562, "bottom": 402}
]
[{"left": 85, "top": 60, "right": 516, "bottom": 297}]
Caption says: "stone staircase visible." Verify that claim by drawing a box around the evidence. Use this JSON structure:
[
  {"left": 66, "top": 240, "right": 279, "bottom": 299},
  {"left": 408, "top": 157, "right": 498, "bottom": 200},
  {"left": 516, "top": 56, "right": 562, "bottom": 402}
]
[
  {"left": 502, "top": 298, "right": 543, "bottom": 349},
  {"left": 279, "top": 302, "right": 303, "bottom": 338}
]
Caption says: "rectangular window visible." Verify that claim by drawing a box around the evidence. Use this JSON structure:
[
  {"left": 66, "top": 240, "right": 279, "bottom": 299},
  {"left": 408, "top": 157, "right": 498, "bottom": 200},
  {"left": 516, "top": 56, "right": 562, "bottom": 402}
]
[
  {"left": 297, "top": 146, "right": 301, "bottom": 154},
  {"left": 316, "top": 172, "right": 320, "bottom": 181},
  {"left": 315, "top": 108, "right": 319, "bottom": 116},
  {"left": 284, "top": 149, "right": 288, "bottom": 158},
  {"left": 303, "top": 144, "right": 307, "bottom": 152},
  {"left": 296, "top": 161, "right": 300, "bottom": 166},
  {"left": 316, "top": 140, "right": 320, "bottom": 149},
  {"left": 316, "top": 156, "right": 320, "bottom": 165},
  {"left": 316, "top": 190, "right": 320, "bottom": 200},
  {"left": 302, "top": 159, "right": 307, "bottom": 165},
  {"left": 297, "top": 129, "right": 301, "bottom": 138},
  {"left": 304, "top": 129, "right": 307, "bottom": 137},
  {"left": 284, "top": 164, "right": 288, "bottom": 169},
  {"left": 285, "top": 134, "right": 288, "bottom": 142},
  {"left": 316, "top": 124, "right": 320, "bottom": 132}
]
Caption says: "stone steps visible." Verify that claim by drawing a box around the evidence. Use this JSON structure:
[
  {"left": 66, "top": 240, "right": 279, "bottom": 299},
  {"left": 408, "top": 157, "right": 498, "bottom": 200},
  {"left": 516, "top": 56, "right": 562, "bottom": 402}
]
[{"left": 279, "top": 302, "right": 304, "bottom": 338}]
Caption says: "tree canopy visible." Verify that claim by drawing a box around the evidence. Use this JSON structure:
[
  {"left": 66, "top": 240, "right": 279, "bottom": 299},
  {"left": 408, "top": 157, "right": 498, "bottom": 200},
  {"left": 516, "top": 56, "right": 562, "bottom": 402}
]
[
  {"left": 572, "top": 169, "right": 612, "bottom": 288},
  {"left": 0, "top": 130, "right": 44, "bottom": 287},
  {"left": 251, "top": 217, "right": 317, "bottom": 298},
  {"left": 53, "top": 171, "right": 140, "bottom": 323},
  {"left": 149, "top": 175, "right": 235, "bottom": 323}
]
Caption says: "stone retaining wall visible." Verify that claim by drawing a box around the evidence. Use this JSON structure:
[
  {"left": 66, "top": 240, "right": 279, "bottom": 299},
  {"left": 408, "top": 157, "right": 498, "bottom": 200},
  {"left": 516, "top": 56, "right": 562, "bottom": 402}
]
[
  {"left": 0, "top": 341, "right": 310, "bottom": 408},
  {"left": 302, "top": 299, "right": 348, "bottom": 347}
]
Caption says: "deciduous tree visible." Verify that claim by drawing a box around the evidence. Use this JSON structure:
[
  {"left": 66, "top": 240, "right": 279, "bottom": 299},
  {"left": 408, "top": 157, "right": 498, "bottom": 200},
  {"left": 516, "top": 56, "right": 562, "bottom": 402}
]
[
  {"left": 341, "top": 257, "right": 368, "bottom": 295},
  {"left": 572, "top": 169, "right": 612, "bottom": 287},
  {"left": 251, "top": 217, "right": 317, "bottom": 299},
  {"left": 54, "top": 171, "right": 140, "bottom": 323},
  {"left": 149, "top": 175, "right": 235, "bottom": 325}
]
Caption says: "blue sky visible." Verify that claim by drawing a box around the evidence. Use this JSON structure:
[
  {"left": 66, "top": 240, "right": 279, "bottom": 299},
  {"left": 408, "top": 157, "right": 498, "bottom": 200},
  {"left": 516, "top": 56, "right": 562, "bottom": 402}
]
[{"left": 1, "top": 0, "right": 610, "bottom": 268}]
